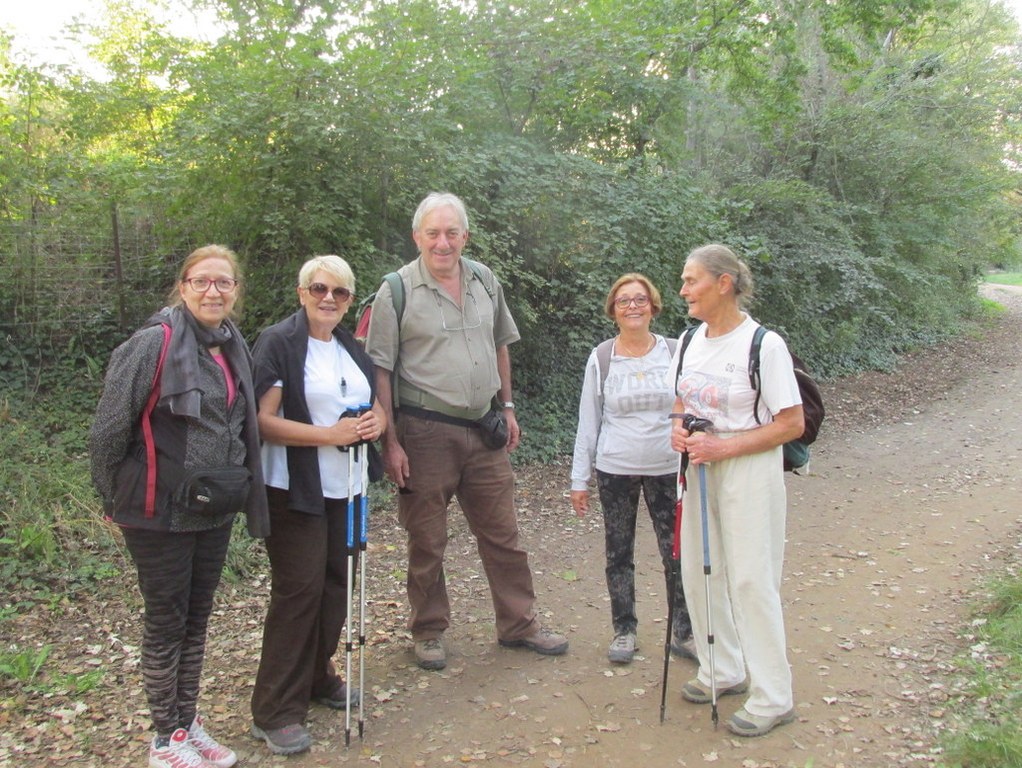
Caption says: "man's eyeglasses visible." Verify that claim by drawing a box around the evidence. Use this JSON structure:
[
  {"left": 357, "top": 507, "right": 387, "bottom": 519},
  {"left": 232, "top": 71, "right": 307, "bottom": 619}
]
[
  {"left": 436, "top": 290, "right": 482, "bottom": 332},
  {"left": 182, "top": 277, "right": 238, "bottom": 293},
  {"left": 614, "top": 295, "right": 650, "bottom": 309},
  {"left": 306, "top": 283, "right": 353, "bottom": 301}
]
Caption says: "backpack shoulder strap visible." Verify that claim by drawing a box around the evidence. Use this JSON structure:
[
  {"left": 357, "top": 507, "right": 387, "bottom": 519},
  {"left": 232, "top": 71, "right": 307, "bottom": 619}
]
[
  {"left": 595, "top": 338, "right": 614, "bottom": 400},
  {"left": 677, "top": 325, "right": 699, "bottom": 368},
  {"left": 383, "top": 271, "right": 404, "bottom": 324},
  {"left": 463, "top": 258, "right": 496, "bottom": 300},
  {"left": 674, "top": 325, "right": 699, "bottom": 399},
  {"left": 142, "top": 323, "right": 172, "bottom": 517},
  {"left": 749, "top": 324, "right": 769, "bottom": 425}
]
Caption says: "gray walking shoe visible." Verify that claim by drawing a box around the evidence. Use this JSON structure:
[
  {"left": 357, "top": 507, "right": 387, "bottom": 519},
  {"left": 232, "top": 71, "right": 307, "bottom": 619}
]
[
  {"left": 499, "top": 626, "right": 569, "bottom": 656},
  {"left": 313, "top": 680, "right": 362, "bottom": 710},
  {"left": 680, "top": 677, "right": 748, "bottom": 704},
  {"left": 726, "top": 706, "right": 796, "bottom": 737},
  {"left": 670, "top": 636, "right": 697, "bottom": 661},
  {"left": 607, "top": 632, "right": 637, "bottom": 664}
]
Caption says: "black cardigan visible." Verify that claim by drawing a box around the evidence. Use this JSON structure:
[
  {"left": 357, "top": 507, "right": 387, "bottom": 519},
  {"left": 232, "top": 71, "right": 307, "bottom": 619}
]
[{"left": 252, "top": 309, "right": 381, "bottom": 514}]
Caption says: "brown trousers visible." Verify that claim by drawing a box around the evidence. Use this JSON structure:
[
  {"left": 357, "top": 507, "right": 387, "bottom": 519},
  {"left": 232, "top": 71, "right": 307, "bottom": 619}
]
[
  {"left": 396, "top": 413, "right": 537, "bottom": 642},
  {"left": 250, "top": 488, "right": 358, "bottom": 729}
]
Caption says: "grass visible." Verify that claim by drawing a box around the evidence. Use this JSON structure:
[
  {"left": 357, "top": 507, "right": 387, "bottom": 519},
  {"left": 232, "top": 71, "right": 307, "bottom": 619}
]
[
  {"left": 940, "top": 573, "right": 1022, "bottom": 767},
  {"left": 984, "top": 271, "right": 1022, "bottom": 286}
]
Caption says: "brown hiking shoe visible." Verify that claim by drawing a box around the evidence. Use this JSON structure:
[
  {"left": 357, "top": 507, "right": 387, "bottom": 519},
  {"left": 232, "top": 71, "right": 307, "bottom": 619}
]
[
  {"left": 499, "top": 626, "right": 569, "bottom": 656},
  {"left": 414, "top": 638, "right": 447, "bottom": 670}
]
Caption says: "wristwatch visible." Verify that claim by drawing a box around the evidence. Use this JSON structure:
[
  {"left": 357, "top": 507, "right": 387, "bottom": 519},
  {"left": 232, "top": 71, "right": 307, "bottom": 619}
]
[{"left": 501, "top": 401, "right": 515, "bottom": 410}]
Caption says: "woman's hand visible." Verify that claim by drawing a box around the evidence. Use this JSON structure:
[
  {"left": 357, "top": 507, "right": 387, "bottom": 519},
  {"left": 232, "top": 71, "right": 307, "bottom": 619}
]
[
  {"left": 670, "top": 414, "right": 720, "bottom": 464},
  {"left": 570, "top": 490, "right": 589, "bottom": 517},
  {"left": 684, "top": 430, "right": 723, "bottom": 465},
  {"left": 328, "top": 415, "right": 362, "bottom": 447},
  {"left": 670, "top": 415, "right": 689, "bottom": 454},
  {"left": 355, "top": 409, "right": 383, "bottom": 443},
  {"left": 328, "top": 409, "right": 383, "bottom": 446}
]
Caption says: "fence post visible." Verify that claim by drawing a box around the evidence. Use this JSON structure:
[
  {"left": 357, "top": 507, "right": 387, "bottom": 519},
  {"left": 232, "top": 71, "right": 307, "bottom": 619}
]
[{"left": 111, "top": 201, "right": 126, "bottom": 331}]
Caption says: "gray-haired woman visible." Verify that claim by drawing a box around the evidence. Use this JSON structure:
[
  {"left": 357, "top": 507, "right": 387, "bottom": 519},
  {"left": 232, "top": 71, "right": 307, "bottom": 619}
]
[{"left": 671, "top": 244, "right": 804, "bottom": 737}]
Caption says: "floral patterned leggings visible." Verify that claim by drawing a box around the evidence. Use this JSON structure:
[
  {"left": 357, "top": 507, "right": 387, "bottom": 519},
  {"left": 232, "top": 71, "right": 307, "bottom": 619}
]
[{"left": 596, "top": 471, "right": 691, "bottom": 641}]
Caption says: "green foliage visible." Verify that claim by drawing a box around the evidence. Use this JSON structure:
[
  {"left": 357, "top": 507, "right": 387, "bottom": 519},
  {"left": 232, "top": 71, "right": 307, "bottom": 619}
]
[
  {"left": 0, "top": 644, "right": 50, "bottom": 685},
  {"left": 941, "top": 575, "right": 1022, "bottom": 767},
  {"left": 0, "top": 392, "right": 120, "bottom": 580},
  {"left": 1, "top": 0, "right": 1020, "bottom": 461}
]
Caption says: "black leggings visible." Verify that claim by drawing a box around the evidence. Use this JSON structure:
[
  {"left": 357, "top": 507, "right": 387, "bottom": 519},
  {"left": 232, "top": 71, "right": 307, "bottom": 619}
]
[
  {"left": 122, "top": 524, "right": 232, "bottom": 736},
  {"left": 596, "top": 471, "right": 690, "bottom": 639}
]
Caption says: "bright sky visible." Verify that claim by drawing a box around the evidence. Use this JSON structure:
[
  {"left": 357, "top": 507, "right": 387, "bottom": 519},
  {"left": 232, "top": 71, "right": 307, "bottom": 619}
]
[
  {"left": 3, "top": 0, "right": 1022, "bottom": 69},
  {"left": 0, "top": 0, "right": 222, "bottom": 68}
]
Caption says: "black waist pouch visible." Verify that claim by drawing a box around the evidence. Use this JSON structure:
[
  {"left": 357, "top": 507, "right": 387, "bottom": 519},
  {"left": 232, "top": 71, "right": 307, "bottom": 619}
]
[
  {"left": 174, "top": 466, "right": 252, "bottom": 516},
  {"left": 475, "top": 407, "right": 509, "bottom": 450}
]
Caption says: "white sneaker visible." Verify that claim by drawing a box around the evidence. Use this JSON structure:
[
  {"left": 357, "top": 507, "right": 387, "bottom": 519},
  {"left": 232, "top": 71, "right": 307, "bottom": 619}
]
[
  {"left": 148, "top": 728, "right": 211, "bottom": 768},
  {"left": 607, "top": 632, "right": 637, "bottom": 664},
  {"left": 187, "top": 715, "right": 237, "bottom": 768}
]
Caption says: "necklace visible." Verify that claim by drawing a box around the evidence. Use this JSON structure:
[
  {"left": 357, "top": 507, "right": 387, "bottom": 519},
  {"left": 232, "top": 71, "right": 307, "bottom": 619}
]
[
  {"left": 617, "top": 333, "right": 655, "bottom": 383},
  {"left": 616, "top": 333, "right": 655, "bottom": 358}
]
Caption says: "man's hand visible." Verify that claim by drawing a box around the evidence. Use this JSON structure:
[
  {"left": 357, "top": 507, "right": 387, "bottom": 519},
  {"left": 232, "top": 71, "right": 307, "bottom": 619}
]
[
  {"left": 505, "top": 410, "right": 521, "bottom": 452},
  {"left": 382, "top": 438, "right": 411, "bottom": 487}
]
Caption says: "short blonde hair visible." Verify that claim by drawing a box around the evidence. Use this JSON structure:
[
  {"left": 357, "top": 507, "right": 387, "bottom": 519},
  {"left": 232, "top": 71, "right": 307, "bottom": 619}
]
[
  {"left": 604, "top": 273, "right": 663, "bottom": 320},
  {"left": 298, "top": 255, "right": 355, "bottom": 293}
]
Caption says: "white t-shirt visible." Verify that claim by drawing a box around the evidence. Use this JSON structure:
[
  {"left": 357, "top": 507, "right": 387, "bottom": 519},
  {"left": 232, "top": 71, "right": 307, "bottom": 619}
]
[
  {"left": 670, "top": 315, "right": 801, "bottom": 433},
  {"left": 262, "top": 336, "right": 372, "bottom": 498}
]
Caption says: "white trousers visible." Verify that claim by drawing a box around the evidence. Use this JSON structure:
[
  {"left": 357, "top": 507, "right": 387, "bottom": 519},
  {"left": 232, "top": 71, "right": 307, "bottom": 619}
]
[{"left": 681, "top": 443, "right": 793, "bottom": 716}]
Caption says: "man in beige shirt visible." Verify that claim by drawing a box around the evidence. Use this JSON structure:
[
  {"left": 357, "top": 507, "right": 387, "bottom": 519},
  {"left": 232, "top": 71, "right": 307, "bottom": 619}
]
[{"left": 366, "top": 191, "right": 568, "bottom": 670}]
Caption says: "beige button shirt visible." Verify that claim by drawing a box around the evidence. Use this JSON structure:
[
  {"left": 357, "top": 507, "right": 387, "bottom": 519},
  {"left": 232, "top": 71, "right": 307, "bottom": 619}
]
[{"left": 366, "top": 257, "right": 520, "bottom": 413}]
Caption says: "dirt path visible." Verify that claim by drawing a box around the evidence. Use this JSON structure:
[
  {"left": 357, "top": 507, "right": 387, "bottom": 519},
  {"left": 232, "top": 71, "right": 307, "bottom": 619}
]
[{"left": 4, "top": 285, "right": 1021, "bottom": 767}]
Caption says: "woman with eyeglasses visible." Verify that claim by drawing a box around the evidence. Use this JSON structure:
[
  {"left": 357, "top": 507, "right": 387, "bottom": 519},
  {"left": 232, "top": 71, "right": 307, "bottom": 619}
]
[
  {"left": 570, "top": 273, "right": 694, "bottom": 665},
  {"left": 90, "top": 245, "right": 268, "bottom": 768},
  {"left": 249, "top": 255, "right": 385, "bottom": 755}
]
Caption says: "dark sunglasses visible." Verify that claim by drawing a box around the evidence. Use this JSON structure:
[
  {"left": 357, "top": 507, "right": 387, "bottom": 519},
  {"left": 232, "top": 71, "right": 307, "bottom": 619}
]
[{"left": 306, "top": 283, "right": 353, "bottom": 301}]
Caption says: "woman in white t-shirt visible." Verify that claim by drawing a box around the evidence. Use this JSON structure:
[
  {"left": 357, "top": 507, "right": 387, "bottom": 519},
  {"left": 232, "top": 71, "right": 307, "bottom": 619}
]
[
  {"left": 570, "top": 273, "right": 694, "bottom": 665},
  {"left": 670, "top": 244, "right": 804, "bottom": 737},
  {"left": 249, "top": 255, "right": 386, "bottom": 755}
]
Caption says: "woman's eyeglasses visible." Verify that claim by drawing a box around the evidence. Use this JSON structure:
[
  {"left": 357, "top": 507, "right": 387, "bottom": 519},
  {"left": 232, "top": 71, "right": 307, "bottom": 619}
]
[
  {"left": 614, "top": 294, "right": 650, "bottom": 309},
  {"left": 182, "top": 277, "right": 238, "bottom": 293},
  {"left": 306, "top": 283, "right": 353, "bottom": 301}
]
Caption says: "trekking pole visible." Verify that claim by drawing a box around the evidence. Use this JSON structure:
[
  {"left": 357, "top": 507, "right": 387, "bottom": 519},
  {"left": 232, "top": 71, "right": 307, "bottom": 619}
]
[
  {"left": 660, "top": 443, "right": 688, "bottom": 723},
  {"left": 356, "top": 402, "right": 371, "bottom": 740},
  {"left": 683, "top": 414, "right": 717, "bottom": 728},
  {"left": 344, "top": 424, "right": 357, "bottom": 747}
]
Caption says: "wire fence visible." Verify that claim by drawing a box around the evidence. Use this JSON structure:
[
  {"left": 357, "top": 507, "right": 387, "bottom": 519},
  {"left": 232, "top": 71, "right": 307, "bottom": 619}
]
[{"left": 1, "top": 208, "right": 188, "bottom": 391}]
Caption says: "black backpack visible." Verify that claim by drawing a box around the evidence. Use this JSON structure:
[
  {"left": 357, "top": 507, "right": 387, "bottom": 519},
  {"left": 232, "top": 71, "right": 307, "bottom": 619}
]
[{"left": 677, "top": 324, "right": 824, "bottom": 472}]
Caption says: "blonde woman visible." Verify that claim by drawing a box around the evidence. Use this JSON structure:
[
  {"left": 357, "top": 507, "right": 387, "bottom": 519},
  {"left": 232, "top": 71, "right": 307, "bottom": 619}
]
[{"left": 249, "top": 255, "right": 385, "bottom": 755}]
